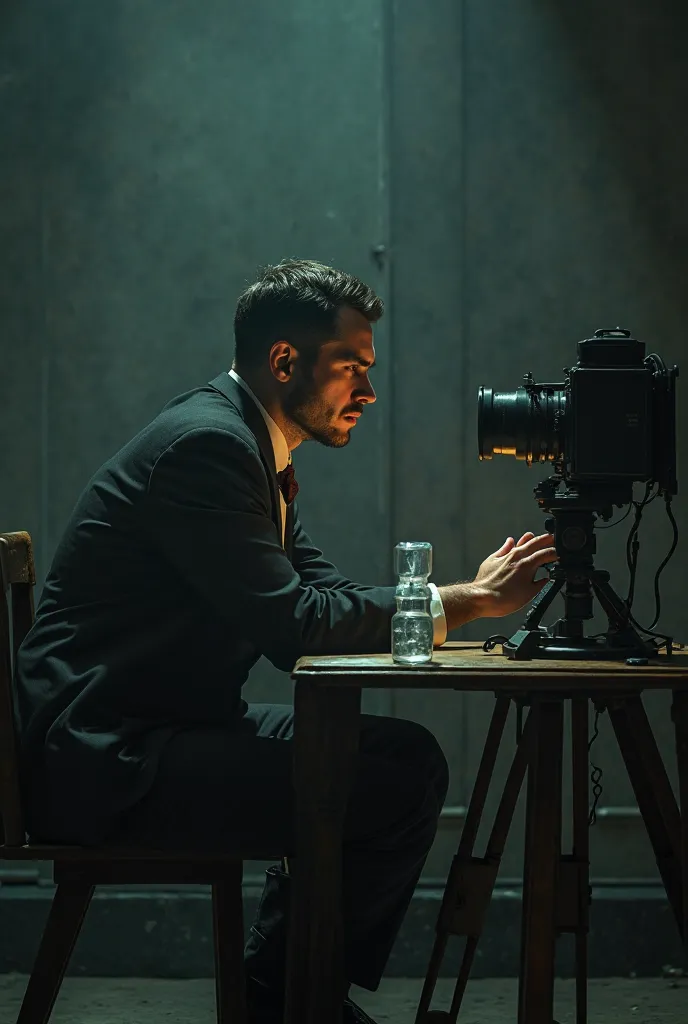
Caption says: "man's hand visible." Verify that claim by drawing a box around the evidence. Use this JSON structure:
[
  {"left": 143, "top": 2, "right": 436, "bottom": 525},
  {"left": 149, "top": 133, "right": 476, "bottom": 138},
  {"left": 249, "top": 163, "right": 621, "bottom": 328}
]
[
  {"left": 437, "top": 531, "right": 558, "bottom": 633},
  {"left": 472, "top": 531, "right": 557, "bottom": 618}
]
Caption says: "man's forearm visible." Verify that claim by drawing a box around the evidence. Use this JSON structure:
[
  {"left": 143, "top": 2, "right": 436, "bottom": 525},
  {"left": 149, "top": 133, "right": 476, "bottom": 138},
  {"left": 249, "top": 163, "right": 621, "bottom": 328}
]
[{"left": 437, "top": 582, "right": 490, "bottom": 633}]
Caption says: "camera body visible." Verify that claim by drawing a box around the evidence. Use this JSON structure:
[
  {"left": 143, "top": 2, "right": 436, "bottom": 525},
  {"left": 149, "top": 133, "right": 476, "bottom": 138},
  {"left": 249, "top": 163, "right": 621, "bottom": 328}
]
[{"left": 478, "top": 328, "right": 678, "bottom": 506}]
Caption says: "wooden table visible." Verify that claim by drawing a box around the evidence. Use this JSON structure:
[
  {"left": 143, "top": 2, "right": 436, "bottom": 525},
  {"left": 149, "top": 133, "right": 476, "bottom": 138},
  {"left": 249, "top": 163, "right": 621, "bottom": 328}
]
[{"left": 285, "top": 642, "right": 688, "bottom": 1024}]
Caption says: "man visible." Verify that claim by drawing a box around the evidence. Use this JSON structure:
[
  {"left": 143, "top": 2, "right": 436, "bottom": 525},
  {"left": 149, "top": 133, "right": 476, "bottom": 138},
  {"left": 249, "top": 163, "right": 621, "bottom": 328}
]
[{"left": 16, "top": 259, "right": 555, "bottom": 1021}]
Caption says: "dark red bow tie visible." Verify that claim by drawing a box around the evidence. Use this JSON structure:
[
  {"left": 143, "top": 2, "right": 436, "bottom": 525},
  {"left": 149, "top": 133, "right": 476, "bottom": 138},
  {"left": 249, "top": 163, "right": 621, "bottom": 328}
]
[{"left": 276, "top": 463, "right": 299, "bottom": 505}]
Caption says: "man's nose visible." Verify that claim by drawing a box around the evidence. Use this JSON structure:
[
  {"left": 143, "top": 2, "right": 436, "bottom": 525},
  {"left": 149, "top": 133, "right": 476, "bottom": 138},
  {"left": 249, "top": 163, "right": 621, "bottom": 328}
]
[{"left": 356, "top": 376, "right": 376, "bottom": 404}]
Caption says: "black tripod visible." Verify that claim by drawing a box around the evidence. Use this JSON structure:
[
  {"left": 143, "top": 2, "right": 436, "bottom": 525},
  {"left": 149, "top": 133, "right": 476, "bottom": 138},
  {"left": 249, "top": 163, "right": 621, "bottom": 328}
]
[{"left": 493, "top": 507, "right": 665, "bottom": 661}]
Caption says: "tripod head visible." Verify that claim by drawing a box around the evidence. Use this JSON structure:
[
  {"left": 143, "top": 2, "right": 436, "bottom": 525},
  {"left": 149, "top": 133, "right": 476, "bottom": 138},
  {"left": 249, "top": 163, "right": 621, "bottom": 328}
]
[{"left": 489, "top": 478, "right": 668, "bottom": 660}]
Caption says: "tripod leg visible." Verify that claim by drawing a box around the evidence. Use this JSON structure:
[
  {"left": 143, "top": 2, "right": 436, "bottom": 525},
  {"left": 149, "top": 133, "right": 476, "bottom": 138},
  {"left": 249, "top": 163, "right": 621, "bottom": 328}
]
[
  {"left": 571, "top": 699, "right": 590, "bottom": 1024},
  {"left": 672, "top": 689, "right": 688, "bottom": 955},
  {"left": 504, "top": 577, "right": 567, "bottom": 659},
  {"left": 623, "top": 697, "right": 682, "bottom": 848},
  {"left": 522, "top": 576, "right": 564, "bottom": 629},
  {"left": 457, "top": 697, "right": 513, "bottom": 857},
  {"left": 518, "top": 701, "right": 564, "bottom": 1024},
  {"left": 590, "top": 575, "right": 631, "bottom": 632},
  {"left": 608, "top": 699, "right": 683, "bottom": 935},
  {"left": 591, "top": 576, "right": 655, "bottom": 652},
  {"left": 444, "top": 710, "right": 536, "bottom": 1022},
  {"left": 417, "top": 699, "right": 537, "bottom": 1024},
  {"left": 415, "top": 697, "right": 510, "bottom": 1024}
]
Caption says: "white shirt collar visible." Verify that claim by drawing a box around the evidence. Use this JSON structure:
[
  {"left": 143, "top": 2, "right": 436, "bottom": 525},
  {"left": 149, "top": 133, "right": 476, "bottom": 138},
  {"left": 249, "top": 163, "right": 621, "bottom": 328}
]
[{"left": 228, "top": 369, "right": 290, "bottom": 473}]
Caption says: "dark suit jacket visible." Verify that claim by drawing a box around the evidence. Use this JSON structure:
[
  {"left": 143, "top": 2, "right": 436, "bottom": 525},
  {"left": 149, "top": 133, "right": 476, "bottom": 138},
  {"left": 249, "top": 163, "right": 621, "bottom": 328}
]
[{"left": 16, "top": 373, "right": 395, "bottom": 843}]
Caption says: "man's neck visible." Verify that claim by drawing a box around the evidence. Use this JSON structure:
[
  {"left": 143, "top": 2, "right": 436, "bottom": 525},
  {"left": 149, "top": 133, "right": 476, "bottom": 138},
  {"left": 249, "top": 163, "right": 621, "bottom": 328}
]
[{"left": 232, "top": 366, "right": 304, "bottom": 452}]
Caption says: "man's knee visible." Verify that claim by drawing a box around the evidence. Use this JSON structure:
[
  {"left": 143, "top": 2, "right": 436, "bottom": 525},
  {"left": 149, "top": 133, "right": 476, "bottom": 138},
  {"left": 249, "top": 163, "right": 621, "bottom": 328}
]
[
  {"left": 360, "top": 714, "right": 449, "bottom": 804},
  {"left": 411, "top": 720, "right": 450, "bottom": 803}
]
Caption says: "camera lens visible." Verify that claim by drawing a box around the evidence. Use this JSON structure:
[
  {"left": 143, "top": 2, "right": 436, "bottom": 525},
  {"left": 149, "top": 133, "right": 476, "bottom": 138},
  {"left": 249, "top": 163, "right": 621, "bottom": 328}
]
[{"left": 478, "top": 385, "right": 566, "bottom": 465}]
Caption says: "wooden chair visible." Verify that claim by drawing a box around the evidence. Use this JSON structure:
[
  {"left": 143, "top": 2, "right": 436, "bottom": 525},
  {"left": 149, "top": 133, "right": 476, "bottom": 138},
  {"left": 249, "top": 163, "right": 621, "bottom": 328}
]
[{"left": 0, "top": 531, "right": 279, "bottom": 1024}]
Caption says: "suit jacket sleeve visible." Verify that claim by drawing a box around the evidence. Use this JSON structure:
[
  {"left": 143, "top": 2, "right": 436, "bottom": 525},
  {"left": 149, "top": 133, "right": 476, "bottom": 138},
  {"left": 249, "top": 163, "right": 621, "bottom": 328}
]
[
  {"left": 145, "top": 427, "right": 395, "bottom": 670},
  {"left": 291, "top": 504, "right": 382, "bottom": 592}
]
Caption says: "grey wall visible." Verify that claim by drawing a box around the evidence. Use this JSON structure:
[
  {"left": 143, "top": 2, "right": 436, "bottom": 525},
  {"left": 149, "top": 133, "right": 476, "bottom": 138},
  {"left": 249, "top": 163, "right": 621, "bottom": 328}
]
[{"left": 2, "top": 0, "right": 687, "bottom": 883}]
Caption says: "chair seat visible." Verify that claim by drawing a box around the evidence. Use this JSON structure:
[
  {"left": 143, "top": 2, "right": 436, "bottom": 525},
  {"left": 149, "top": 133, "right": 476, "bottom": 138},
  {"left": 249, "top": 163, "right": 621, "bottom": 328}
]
[{"left": 2, "top": 842, "right": 284, "bottom": 886}]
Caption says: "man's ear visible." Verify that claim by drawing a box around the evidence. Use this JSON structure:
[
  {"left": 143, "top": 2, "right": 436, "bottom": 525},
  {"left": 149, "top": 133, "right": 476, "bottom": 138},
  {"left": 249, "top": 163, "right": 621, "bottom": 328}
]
[{"left": 269, "top": 341, "right": 294, "bottom": 382}]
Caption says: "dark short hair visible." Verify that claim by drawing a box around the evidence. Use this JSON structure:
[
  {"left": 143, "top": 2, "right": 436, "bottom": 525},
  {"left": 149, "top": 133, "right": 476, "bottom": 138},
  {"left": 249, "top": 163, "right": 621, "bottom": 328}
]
[{"left": 233, "top": 259, "right": 384, "bottom": 369}]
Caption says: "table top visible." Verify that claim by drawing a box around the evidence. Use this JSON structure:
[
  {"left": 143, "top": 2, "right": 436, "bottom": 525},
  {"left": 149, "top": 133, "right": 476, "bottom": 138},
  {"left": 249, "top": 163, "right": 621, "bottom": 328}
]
[{"left": 292, "top": 642, "right": 688, "bottom": 693}]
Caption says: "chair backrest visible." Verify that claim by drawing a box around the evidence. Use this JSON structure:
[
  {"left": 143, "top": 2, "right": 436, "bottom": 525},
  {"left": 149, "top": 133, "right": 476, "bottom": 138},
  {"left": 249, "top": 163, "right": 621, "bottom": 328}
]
[{"left": 0, "top": 532, "right": 36, "bottom": 846}]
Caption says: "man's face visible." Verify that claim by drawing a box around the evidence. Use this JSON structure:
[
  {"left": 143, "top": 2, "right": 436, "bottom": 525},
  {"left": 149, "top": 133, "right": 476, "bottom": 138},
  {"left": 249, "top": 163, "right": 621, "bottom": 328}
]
[{"left": 283, "top": 306, "right": 377, "bottom": 448}]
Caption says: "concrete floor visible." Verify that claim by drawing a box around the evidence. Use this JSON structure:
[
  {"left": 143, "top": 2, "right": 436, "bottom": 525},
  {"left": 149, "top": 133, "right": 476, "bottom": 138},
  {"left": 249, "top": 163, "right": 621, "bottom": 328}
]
[{"left": 0, "top": 974, "right": 686, "bottom": 1023}]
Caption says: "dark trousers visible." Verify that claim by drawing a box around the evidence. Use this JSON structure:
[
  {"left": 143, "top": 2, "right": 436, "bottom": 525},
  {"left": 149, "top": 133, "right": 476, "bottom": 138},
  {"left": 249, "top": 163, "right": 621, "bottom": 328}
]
[{"left": 116, "top": 704, "right": 449, "bottom": 992}]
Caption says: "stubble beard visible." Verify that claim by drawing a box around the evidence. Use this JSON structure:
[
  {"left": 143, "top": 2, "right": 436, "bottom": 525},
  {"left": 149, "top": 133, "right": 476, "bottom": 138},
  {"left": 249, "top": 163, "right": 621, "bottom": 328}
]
[{"left": 283, "top": 382, "right": 351, "bottom": 449}]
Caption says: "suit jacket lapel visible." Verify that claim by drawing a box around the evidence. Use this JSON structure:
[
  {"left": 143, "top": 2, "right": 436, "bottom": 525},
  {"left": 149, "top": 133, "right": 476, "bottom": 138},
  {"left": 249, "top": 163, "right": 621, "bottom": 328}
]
[
  {"left": 207, "top": 372, "right": 283, "bottom": 542},
  {"left": 284, "top": 501, "right": 295, "bottom": 562}
]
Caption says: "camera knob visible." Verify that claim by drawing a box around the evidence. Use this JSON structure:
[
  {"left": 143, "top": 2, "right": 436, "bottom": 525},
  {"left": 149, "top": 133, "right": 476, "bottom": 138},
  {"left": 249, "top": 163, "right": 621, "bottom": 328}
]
[{"left": 561, "top": 526, "right": 587, "bottom": 551}]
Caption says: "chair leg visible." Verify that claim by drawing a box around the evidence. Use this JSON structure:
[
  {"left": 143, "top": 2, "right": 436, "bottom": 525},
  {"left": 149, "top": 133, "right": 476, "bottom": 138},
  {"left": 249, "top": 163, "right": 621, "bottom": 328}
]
[
  {"left": 17, "top": 881, "right": 94, "bottom": 1024},
  {"left": 212, "top": 863, "right": 248, "bottom": 1024}
]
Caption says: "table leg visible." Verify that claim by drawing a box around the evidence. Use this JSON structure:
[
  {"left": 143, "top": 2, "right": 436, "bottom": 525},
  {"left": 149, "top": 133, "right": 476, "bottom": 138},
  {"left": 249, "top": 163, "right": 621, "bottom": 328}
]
[
  {"left": 285, "top": 681, "right": 362, "bottom": 1024},
  {"left": 518, "top": 701, "right": 564, "bottom": 1024},
  {"left": 672, "top": 689, "right": 688, "bottom": 954},
  {"left": 571, "top": 699, "right": 590, "bottom": 1024},
  {"left": 608, "top": 699, "right": 683, "bottom": 932}
]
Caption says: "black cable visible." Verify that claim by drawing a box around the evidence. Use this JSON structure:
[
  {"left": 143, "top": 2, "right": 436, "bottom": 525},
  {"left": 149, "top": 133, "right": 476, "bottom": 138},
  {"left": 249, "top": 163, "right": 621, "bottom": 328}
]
[
  {"left": 611, "top": 481, "right": 678, "bottom": 649},
  {"left": 621, "top": 486, "right": 678, "bottom": 640},
  {"left": 623, "top": 599, "right": 675, "bottom": 648},
  {"left": 588, "top": 709, "right": 604, "bottom": 827},
  {"left": 646, "top": 352, "right": 667, "bottom": 375},
  {"left": 625, "top": 483, "right": 653, "bottom": 611},
  {"left": 647, "top": 496, "right": 679, "bottom": 631},
  {"left": 597, "top": 504, "right": 633, "bottom": 529},
  {"left": 482, "top": 635, "right": 511, "bottom": 652}
]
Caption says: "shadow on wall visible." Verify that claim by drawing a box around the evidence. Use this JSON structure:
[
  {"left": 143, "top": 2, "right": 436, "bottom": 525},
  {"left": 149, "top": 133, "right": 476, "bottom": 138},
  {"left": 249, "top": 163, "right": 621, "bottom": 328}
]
[{"left": 549, "top": 1, "right": 688, "bottom": 323}]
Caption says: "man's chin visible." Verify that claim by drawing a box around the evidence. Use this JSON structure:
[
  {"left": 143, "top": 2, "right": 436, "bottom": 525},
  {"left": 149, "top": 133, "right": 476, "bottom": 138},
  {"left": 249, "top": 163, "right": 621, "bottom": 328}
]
[{"left": 309, "top": 427, "right": 351, "bottom": 449}]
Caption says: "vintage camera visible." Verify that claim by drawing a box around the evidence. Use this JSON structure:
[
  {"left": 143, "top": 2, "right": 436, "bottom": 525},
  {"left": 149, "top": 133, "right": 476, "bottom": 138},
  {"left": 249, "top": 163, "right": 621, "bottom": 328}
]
[
  {"left": 478, "top": 328, "right": 678, "bottom": 511},
  {"left": 477, "top": 328, "right": 679, "bottom": 660}
]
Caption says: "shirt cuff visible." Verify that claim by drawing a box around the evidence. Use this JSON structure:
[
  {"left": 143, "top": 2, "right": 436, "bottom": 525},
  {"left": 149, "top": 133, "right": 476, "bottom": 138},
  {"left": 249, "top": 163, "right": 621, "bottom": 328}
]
[{"left": 428, "top": 582, "right": 448, "bottom": 647}]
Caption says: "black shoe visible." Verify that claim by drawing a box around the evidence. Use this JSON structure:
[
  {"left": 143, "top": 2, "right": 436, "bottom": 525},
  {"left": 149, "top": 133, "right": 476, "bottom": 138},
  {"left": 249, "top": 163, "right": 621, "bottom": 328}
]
[
  {"left": 246, "top": 976, "right": 380, "bottom": 1024},
  {"left": 246, "top": 975, "right": 282, "bottom": 1024},
  {"left": 344, "top": 996, "right": 379, "bottom": 1024}
]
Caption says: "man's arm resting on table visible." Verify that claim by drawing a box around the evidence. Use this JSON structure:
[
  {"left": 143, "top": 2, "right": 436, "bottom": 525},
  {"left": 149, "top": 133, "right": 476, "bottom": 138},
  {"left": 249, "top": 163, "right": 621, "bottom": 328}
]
[
  {"left": 293, "top": 510, "right": 447, "bottom": 647},
  {"left": 291, "top": 517, "right": 555, "bottom": 645},
  {"left": 437, "top": 582, "right": 490, "bottom": 634}
]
